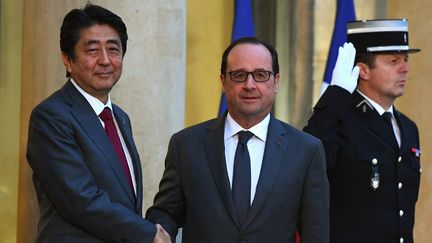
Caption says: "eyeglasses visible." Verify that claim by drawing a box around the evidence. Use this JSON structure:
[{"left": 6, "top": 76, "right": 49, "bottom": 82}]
[{"left": 227, "top": 70, "right": 273, "bottom": 82}]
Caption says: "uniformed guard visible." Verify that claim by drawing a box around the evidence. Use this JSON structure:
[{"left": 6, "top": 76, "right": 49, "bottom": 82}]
[{"left": 304, "top": 19, "right": 421, "bottom": 243}]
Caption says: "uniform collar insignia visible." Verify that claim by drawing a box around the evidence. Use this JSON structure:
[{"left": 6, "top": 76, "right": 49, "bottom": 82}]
[{"left": 356, "top": 99, "right": 373, "bottom": 113}]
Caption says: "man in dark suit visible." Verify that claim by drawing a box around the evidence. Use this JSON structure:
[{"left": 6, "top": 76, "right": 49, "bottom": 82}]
[
  {"left": 146, "top": 37, "right": 329, "bottom": 243},
  {"left": 26, "top": 4, "right": 170, "bottom": 243},
  {"left": 304, "top": 19, "right": 421, "bottom": 243}
]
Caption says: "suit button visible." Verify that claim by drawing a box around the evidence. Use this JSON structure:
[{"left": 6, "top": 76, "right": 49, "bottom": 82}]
[
  {"left": 400, "top": 237, "right": 404, "bottom": 243},
  {"left": 398, "top": 182, "right": 403, "bottom": 189},
  {"left": 399, "top": 210, "right": 404, "bottom": 217},
  {"left": 398, "top": 156, "right": 402, "bottom": 163},
  {"left": 372, "top": 158, "right": 378, "bottom": 165}
]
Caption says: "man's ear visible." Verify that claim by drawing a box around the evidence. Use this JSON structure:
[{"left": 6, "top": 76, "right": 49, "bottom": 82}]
[
  {"left": 357, "top": 63, "right": 370, "bottom": 80},
  {"left": 61, "top": 52, "right": 73, "bottom": 74},
  {"left": 274, "top": 73, "right": 280, "bottom": 93},
  {"left": 220, "top": 74, "right": 226, "bottom": 92}
]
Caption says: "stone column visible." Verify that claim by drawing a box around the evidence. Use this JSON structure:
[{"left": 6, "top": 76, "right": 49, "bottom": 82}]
[
  {"left": 274, "top": 0, "right": 314, "bottom": 129},
  {"left": 17, "top": 0, "right": 186, "bottom": 241},
  {"left": 387, "top": 1, "right": 432, "bottom": 241}
]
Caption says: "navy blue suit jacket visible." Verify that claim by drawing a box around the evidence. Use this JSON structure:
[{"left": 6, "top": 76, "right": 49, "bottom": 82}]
[
  {"left": 27, "top": 81, "right": 156, "bottom": 242},
  {"left": 147, "top": 114, "right": 329, "bottom": 243}
]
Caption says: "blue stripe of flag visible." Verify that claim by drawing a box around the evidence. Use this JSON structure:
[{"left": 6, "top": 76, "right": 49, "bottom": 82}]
[{"left": 321, "top": 0, "right": 356, "bottom": 94}]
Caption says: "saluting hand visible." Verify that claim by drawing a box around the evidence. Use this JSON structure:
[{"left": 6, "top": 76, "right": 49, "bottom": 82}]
[{"left": 330, "top": 42, "right": 360, "bottom": 93}]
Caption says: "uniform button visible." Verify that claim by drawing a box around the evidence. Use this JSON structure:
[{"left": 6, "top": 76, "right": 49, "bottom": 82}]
[
  {"left": 372, "top": 158, "right": 378, "bottom": 165},
  {"left": 399, "top": 210, "right": 404, "bottom": 217},
  {"left": 398, "top": 182, "right": 403, "bottom": 189},
  {"left": 398, "top": 156, "right": 402, "bottom": 163},
  {"left": 420, "top": 167, "right": 423, "bottom": 173},
  {"left": 400, "top": 237, "right": 404, "bottom": 243}
]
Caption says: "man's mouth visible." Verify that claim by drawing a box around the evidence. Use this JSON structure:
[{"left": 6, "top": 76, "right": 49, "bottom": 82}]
[{"left": 96, "top": 71, "right": 113, "bottom": 77}]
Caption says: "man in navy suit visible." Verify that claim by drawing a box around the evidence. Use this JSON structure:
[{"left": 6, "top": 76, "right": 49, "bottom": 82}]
[
  {"left": 147, "top": 37, "right": 329, "bottom": 243},
  {"left": 304, "top": 19, "right": 421, "bottom": 243},
  {"left": 26, "top": 4, "right": 170, "bottom": 243}
]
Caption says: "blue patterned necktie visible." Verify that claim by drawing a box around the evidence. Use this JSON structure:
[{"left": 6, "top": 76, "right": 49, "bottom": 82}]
[{"left": 232, "top": 130, "right": 254, "bottom": 226}]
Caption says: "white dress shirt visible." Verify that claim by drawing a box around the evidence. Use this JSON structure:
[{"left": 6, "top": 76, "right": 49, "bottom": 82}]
[
  {"left": 70, "top": 79, "right": 137, "bottom": 194},
  {"left": 224, "top": 113, "right": 270, "bottom": 205},
  {"left": 357, "top": 90, "right": 401, "bottom": 147}
]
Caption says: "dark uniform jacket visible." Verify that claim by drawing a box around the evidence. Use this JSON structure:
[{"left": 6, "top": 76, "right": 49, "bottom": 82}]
[{"left": 304, "top": 86, "right": 421, "bottom": 243}]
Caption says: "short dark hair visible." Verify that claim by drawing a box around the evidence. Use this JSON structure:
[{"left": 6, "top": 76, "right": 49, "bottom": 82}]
[
  {"left": 356, "top": 53, "right": 377, "bottom": 69},
  {"left": 60, "top": 4, "right": 128, "bottom": 77},
  {"left": 220, "top": 37, "right": 279, "bottom": 75}
]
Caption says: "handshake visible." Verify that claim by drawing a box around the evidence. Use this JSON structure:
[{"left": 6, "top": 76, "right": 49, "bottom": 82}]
[
  {"left": 153, "top": 224, "right": 172, "bottom": 243},
  {"left": 330, "top": 42, "right": 360, "bottom": 93}
]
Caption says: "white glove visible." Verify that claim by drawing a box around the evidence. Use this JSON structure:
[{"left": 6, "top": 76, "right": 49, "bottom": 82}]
[{"left": 330, "top": 42, "right": 360, "bottom": 93}]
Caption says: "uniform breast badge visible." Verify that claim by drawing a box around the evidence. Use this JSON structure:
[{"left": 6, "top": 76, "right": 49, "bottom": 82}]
[
  {"left": 370, "top": 171, "right": 380, "bottom": 190},
  {"left": 370, "top": 158, "right": 380, "bottom": 190}
]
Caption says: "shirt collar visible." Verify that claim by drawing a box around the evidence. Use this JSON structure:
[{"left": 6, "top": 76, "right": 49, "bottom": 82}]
[
  {"left": 70, "top": 78, "right": 113, "bottom": 116},
  {"left": 224, "top": 113, "right": 270, "bottom": 142},
  {"left": 356, "top": 89, "right": 393, "bottom": 115}
]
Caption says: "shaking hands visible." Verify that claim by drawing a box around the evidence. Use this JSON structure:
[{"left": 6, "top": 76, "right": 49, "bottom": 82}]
[{"left": 153, "top": 224, "right": 171, "bottom": 243}]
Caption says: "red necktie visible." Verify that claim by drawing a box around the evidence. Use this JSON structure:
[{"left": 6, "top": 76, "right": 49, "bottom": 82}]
[{"left": 99, "top": 107, "right": 134, "bottom": 193}]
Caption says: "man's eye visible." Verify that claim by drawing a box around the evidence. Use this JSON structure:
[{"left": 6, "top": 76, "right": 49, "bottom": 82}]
[
  {"left": 87, "top": 48, "right": 98, "bottom": 54},
  {"left": 109, "top": 48, "right": 120, "bottom": 53},
  {"left": 254, "top": 72, "right": 266, "bottom": 78},
  {"left": 234, "top": 72, "right": 246, "bottom": 78}
]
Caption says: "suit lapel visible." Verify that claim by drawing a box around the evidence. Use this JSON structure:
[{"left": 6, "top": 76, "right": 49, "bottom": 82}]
[
  {"left": 243, "top": 116, "right": 288, "bottom": 228},
  {"left": 364, "top": 111, "right": 399, "bottom": 151},
  {"left": 113, "top": 106, "right": 142, "bottom": 211},
  {"left": 63, "top": 82, "right": 136, "bottom": 205},
  {"left": 394, "top": 109, "right": 409, "bottom": 154},
  {"left": 353, "top": 91, "right": 399, "bottom": 151},
  {"left": 204, "top": 115, "right": 240, "bottom": 227}
]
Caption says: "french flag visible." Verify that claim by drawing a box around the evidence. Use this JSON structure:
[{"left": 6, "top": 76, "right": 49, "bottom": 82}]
[{"left": 321, "top": 0, "right": 356, "bottom": 95}]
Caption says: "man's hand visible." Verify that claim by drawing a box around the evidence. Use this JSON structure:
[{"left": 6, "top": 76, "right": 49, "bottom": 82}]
[
  {"left": 330, "top": 42, "right": 360, "bottom": 93},
  {"left": 152, "top": 224, "right": 172, "bottom": 243}
]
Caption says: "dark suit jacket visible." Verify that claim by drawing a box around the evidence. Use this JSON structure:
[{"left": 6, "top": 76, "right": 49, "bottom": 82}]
[
  {"left": 146, "top": 114, "right": 329, "bottom": 243},
  {"left": 304, "top": 86, "right": 421, "bottom": 243},
  {"left": 26, "top": 81, "right": 156, "bottom": 243}
]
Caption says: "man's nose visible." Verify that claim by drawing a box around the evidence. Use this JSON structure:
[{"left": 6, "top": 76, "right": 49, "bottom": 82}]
[
  {"left": 401, "top": 60, "right": 409, "bottom": 73},
  {"left": 243, "top": 73, "right": 257, "bottom": 89},
  {"left": 98, "top": 49, "right": 110, "bottom": 65}
]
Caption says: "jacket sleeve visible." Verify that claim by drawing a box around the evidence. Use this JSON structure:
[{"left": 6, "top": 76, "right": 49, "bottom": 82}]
[
  {"left": 303, "top": 86, "right": 353, "bottom": 170},
  {"left": 146, "top": 133, "right": 183, "bottom": 242},
  {"left": 299, "top": 140, "right": 330, "bottom": 243}
]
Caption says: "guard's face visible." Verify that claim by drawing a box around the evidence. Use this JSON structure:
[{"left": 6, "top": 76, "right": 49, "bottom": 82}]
[
  {"left": 360, "top": 53, "right": 409, "bottom": 105},
  {"left": 62, "top": 24, "right": 123, "bottom": 103},
  {"left": 221, "top": 43, "right": 279, "bottom": 127}
]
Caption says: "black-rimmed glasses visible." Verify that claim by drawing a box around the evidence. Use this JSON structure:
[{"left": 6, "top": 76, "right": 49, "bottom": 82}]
[{"left": 227, "top": 70, "right": 273, "bottom": 82}]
